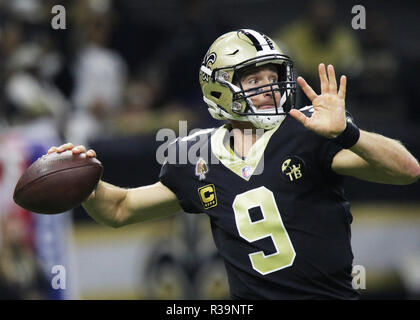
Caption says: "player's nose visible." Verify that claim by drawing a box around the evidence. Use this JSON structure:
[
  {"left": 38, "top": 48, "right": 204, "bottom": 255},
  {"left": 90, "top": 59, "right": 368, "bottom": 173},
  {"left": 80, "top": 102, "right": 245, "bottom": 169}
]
[
  {"left": 263, "top": 88, "right": 274, "bottom": 97},
  {"left": 259, "top": 79, "right": 277, "bottom": 94},
  {"left": 261, "top": 83, "right": 279, "bottom": 98}
]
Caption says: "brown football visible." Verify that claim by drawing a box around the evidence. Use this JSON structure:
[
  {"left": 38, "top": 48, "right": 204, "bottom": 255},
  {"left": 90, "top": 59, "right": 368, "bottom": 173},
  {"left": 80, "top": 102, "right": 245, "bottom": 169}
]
[{"left": 13, "top": 151, "right": 103, "bottom": 214}]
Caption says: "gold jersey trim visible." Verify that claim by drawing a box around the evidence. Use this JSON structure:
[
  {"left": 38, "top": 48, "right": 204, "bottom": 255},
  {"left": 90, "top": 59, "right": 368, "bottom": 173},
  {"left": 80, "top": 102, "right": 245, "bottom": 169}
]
[{"left": 210, "top": 124, "right": 280, "bottom": 181}]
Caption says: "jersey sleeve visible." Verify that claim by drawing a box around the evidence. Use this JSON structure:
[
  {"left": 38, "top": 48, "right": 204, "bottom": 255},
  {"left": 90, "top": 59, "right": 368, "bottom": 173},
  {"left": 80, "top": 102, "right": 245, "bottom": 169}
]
[
  {"left": 158, "top": 139, "right": 200, "bottom": 214},
  {"left": 318, "top": 139, "right": 343, "bottom": 178}
]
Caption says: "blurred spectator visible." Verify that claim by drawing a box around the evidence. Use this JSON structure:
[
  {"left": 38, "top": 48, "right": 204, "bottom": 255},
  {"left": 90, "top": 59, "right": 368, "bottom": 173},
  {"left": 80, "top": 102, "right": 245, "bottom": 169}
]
[
  {"left": 350, "top": 13, "right": 404, "bottom": 125},
  {"left": 67, "top": 5, "right": 127, "bottom": 145},
  {"left": 152, "top": 0, "right": 229, "bottom": 128},
  {"left": 0, "top": 210, "right": 49, "bottom": 299},
  {"left": 272, "top": 0, "right": 363, "bottom": 105},
  {"left": 0, "top": 16, "right": 70, "bottom": 142},
  {"left": 4, "top": 41, "right": 69, "bottom": 127},
  {"left": 110, "top": 75, "right": 197, "bottom": 136},
  {"left": 0, "top": 0, "right": 45, "bottom": 24},
  {"left": 0, "top": 20, "right": 23, "bottom": 123}
]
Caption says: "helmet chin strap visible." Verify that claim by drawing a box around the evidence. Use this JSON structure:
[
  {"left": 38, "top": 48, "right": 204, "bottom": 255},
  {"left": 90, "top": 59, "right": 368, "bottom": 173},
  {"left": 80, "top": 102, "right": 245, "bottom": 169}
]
[
  {"left": 247, "top": 92, "right": 287, "bottom": 130},
  {"left": 204, "top": 75, "right": 289, "bottom": 130},
  {"left": 248, "top": 113, "right": 286, "bottom": 130},
  {"left": 204, "top": 94, "right": 287, "bottom": 130},
  {"left": 248, "top": 112, "right": 286, "bottom": 130}
]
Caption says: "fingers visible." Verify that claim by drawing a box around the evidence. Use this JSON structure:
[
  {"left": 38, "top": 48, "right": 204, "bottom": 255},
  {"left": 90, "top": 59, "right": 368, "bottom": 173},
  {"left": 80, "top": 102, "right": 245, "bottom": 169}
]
[
  {"left": 56, "top": 142, "right": 74, "bottom": 153},
  {"left": 47, "top": 146, "right": 57, "bottom": 154},
  {"left": 47, "top": 142, "right": 96, "bottom": 158},
  {"left": 299, "top": 63, "right": 343, "bottom": 99},
  {"left": 289, "top": 109, "right": 309, "bottom": 127},
  {"left": 297, "top": 76, "right": 318, "bottom": 102},
  {"left": 327, "top": 64, "right": 337, "bottom": 93},
  {"left": 72, "top": 145, "right": 86, "bottom": 154},
  {"left": 72, "top": 145, "right": 97, "bottom": 158},
  {"left": 318, "top": 63, "right": 329, "bottom": 94},
  {"left": 319, "top": 63, "right": 345, "bottom": 98},
  {"left": 86, "top": 149, "right": 96, "bottom": 158},
  {"left": 338, "top": 75, "right": 347, "bottom": 100}
]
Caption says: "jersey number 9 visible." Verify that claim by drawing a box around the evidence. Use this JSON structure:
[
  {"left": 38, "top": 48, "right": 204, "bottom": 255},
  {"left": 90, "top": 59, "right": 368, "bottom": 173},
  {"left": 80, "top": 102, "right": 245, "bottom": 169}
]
[{"left": 233, "top": 186, "right": 296, "bottom": 275}]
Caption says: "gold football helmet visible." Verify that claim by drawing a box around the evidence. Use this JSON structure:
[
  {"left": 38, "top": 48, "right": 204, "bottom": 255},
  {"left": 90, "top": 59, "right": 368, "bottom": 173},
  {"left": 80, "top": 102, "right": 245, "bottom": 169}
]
[{"left": 199, "top": 29, "right": 296, "bottom": 129}]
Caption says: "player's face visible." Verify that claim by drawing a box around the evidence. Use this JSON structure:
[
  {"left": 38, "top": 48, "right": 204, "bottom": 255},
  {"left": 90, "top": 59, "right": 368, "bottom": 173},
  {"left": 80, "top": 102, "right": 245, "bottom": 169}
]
[{"left": 240, "top": 66, "right": 281, "bottom": 111}]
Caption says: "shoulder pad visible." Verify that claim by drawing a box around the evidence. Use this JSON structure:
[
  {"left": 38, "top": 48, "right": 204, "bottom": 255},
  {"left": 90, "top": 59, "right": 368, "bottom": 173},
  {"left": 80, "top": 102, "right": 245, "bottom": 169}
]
[
  {"left": 161, "top": 128, "right": 216, "bottom": 165},
  {"left": 179, "top": 128, "right": 215, "bottom": 142}
]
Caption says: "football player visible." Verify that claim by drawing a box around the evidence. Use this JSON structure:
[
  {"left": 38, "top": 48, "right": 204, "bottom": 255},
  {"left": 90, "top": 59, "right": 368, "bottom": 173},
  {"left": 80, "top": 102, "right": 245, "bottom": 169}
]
[{"left": 49, "top": 29, "right": 420, "bottom": 299}]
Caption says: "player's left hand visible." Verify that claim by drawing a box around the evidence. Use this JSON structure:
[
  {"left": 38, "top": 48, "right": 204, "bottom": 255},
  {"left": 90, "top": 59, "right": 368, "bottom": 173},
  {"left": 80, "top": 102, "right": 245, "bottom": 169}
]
[{"left": 289, "top": 63, "right": 347, "bottom": 139}]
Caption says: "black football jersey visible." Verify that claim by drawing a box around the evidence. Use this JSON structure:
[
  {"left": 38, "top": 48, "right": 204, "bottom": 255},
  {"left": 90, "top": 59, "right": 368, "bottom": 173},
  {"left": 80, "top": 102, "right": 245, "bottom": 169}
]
[{"left": 159, "top": 107, "right": 359, "bottom": 299}]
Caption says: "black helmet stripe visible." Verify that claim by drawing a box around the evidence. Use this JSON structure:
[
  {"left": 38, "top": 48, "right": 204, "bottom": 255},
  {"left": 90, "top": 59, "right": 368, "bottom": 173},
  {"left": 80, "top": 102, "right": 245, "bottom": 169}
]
[
  {"left": 239, "top": 29, "right": 274, "bottom": 52},
  {"left": 239, "top": 29, "right": 263, "bottom": 51}
]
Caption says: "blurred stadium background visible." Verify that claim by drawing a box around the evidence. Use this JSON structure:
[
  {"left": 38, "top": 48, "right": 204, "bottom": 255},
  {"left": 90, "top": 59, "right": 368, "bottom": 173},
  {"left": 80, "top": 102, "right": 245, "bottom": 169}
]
[{"left": 0, "top": 0, "right": 419, "bottom": 299}]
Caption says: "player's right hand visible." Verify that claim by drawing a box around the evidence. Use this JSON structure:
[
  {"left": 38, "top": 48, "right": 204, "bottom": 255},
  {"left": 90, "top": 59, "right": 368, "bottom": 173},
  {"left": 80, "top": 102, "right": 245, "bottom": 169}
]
[{"left": 47, "top": 143, "right": 97, "bottom": 158}]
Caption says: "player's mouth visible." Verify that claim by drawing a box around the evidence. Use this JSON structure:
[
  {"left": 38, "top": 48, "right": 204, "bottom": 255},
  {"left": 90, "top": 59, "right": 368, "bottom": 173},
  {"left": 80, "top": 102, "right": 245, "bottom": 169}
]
[{"left": 257, "top": 105, "right": 277, "bottom": 110}]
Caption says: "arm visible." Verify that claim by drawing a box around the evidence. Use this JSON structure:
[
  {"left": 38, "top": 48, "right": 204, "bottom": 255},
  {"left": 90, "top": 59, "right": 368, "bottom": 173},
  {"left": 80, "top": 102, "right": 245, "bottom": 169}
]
[
  {"left": 289, "top": 64, "right": 420, "bottom": 185},
  {"left": 332, "top": 130, "right": 420, "bottom": 184},
  {"left": 82, "top": 180, "right": 181, "bottom": 228},
  {"left": 48, "top": 143, "right": 182, "bottom": 228}
]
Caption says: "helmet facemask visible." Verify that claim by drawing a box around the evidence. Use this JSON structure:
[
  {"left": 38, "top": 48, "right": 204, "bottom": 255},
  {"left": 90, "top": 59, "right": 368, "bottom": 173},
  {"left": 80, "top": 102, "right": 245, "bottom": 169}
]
[
  {"left": 200, "top": 30, "right": 297, "bottom": 129},
  {"left": 218, "top": 57, "right": 296, "bottom": 129}
]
